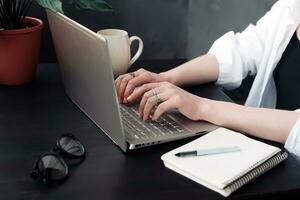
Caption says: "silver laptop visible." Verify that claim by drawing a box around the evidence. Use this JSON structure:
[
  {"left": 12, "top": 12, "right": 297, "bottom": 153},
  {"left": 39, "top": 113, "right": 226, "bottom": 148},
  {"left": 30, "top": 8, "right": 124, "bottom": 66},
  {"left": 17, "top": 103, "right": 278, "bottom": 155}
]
[{"left": 47, "top": 10, "right": 217, "bottom": 152}]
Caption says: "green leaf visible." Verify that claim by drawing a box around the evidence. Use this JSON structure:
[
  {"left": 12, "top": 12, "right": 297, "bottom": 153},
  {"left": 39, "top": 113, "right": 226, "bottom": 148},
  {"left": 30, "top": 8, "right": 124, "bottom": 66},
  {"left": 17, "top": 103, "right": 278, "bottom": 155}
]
[
  {"left": 36, "top": 0, "right": 64, "bottom": 13},
  {"left": 68, "top": 0, "right": 113, "bottom": 12}
]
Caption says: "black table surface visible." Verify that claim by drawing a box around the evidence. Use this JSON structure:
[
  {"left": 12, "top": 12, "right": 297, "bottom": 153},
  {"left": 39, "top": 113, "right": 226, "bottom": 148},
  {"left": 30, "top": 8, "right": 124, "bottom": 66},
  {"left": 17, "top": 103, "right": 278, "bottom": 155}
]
[{"left": 1, "top": 59, "right": 300, "bottom": 200}]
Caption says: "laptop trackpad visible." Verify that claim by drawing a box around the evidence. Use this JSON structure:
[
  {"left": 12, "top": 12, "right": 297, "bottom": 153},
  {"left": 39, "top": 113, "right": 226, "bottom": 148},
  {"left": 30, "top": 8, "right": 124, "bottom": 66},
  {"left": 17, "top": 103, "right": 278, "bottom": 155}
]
[{"left": 167, "top": 109, "right": 218, "bottom": 135}]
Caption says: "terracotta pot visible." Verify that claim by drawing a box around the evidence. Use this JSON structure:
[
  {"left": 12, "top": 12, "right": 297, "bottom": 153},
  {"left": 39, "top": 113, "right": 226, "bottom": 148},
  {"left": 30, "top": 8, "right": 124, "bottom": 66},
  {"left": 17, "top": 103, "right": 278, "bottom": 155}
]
[{"left": 0, "top": 17, "right": 44, "bottom": 85}]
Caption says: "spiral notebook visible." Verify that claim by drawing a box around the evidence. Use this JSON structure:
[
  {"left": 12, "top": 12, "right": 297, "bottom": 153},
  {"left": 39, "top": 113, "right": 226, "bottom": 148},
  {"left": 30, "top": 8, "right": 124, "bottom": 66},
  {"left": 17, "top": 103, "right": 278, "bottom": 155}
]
[{"left": 161, "top": 128, "right": 288, "bottom": 197}]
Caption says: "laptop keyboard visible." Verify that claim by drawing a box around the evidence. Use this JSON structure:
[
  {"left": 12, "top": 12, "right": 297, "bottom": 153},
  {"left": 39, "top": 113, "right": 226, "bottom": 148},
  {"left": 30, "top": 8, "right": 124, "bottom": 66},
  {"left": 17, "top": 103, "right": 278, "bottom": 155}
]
[{"left": 120, "top": 104, "right": 189, "bottom": 140}]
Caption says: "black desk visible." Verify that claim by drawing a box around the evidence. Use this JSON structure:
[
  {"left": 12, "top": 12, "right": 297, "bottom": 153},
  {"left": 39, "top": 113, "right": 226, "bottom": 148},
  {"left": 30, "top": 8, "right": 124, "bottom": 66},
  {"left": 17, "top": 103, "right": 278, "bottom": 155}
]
[{"left": 1, "top": 60, "right": 300, "bottom": 200}]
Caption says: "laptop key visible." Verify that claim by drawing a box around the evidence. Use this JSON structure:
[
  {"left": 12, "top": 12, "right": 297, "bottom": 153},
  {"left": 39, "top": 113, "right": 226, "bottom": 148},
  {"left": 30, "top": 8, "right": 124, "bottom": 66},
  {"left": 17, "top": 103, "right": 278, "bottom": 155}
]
[{"left": 120, "top": 104, "right": 189, "bottom": 140}]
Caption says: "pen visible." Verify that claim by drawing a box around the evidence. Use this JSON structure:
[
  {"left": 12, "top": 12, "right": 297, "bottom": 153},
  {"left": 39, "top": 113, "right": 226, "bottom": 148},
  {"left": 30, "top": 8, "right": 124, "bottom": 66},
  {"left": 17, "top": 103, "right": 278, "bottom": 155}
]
[{"left": 175, "top": 146, "right": 241, "bottom": 157}]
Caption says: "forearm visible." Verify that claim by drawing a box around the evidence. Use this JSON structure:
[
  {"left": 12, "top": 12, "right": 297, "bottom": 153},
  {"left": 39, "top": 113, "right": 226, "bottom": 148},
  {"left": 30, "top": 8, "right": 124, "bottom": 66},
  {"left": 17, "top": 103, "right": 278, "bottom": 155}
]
[
  {"left": 160, "top": 54, "right": 219, "bottom": 86},
  {"left": 203, "top": 100, "right": 300, "bottom": 143}
]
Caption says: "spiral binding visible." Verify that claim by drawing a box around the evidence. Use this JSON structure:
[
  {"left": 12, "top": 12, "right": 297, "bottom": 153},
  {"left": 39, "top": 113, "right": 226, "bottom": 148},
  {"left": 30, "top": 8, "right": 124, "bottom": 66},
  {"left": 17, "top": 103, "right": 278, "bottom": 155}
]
[{"left": 224, "top": 152, "right": 288, "bottom": 193}]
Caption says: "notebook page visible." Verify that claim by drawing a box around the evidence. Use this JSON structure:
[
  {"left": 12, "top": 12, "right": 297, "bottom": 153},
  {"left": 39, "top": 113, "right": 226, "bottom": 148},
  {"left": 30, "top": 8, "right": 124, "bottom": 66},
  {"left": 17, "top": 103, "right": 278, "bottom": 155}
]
[{"left": 161, "top": 128, "right": 280, "bottom": 189}]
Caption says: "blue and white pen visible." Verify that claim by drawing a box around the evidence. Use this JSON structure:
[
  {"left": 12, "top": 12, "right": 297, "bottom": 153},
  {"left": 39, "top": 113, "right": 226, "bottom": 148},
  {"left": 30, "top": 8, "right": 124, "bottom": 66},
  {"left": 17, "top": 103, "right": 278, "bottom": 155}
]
[{"left": 175, "top": 146, "right": 241, "bottom": 157}]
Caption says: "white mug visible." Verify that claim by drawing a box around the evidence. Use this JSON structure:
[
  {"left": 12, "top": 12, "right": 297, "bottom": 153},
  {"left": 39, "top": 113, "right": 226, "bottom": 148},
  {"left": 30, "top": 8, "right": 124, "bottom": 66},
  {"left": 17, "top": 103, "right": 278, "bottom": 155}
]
[{"left": 97, "top": 29, "right": 143, "bottom": 77}]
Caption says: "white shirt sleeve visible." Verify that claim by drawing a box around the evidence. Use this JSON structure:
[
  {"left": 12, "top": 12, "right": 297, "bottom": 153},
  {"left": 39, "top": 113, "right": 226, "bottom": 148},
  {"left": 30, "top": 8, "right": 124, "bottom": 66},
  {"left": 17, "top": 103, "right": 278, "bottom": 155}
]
[
  {"left": 284, "top": 109, "right": 300, "bottom": 158},
  {"left": 208, "top": 0, "right": 285, "bottom": 90}
]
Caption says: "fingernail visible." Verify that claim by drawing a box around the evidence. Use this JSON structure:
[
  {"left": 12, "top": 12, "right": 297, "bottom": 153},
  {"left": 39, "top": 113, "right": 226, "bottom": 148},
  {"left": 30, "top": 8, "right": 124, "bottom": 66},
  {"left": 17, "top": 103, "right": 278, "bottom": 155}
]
[{"left": 127, "top": 95, "right": 132, "bottom": 101}]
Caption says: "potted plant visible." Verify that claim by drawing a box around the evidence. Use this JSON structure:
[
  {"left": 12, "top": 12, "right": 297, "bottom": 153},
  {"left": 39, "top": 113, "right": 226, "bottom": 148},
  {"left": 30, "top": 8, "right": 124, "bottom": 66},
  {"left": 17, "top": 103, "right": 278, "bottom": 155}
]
[{"left": 0, "top": 0, "right": 112, "bottom": 86}]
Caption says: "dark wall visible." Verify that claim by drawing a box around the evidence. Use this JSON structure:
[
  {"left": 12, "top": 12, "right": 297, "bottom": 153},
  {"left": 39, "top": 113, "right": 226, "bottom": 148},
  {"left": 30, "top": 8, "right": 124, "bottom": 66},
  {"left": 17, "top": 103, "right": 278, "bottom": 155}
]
[
  {"left": 30, "top": 0, "right": 276, "bottom": 63},
  {"left": 30, "top": 0, "right": 189, "bottom": 63}
]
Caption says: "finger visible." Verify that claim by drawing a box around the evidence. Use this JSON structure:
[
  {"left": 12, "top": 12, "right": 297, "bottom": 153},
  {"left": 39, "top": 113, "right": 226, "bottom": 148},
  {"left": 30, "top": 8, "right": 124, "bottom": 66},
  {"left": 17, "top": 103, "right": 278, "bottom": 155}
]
[
  {"left": 139, "top": 85, "right": 164, "bottom": 117},
  {"left": 123, "top": 75, "right": 149, "bottom": 101},
  {"left": 127, "top": 82, "right": 160, "bottom": 103},
  {"left": 139, "top": 89, "right": 155, "bottom": 117},
  {"left": 114, "top": 74, "right": 124, "bottom": 84},
  {"left": 142, "top": 91, "right": 170, "bottom": 120},
  {"left": 121, "top": 68, "right": 144, "bottom": 98},
  {"left": 115, "top": 78, "right": 123, "bottom": 102},
  {"left": 142, "top": 96, "right": 160, "bottom": 121},
  {"left": 133, "top": 68, "right": 146, "bottom": 76},
  {"left": 118, "top": 75, "right": 133, "bottom": 103},
  {"left": 115, "top": 74, "right": 127, "bottom": 89},
  {"left": 139, "top": 83, "right": 172, "bottom": 115},
  {"left": 139, "top": 84, "right": 170, "bottom": 117},
  {"left": 152, "top": 98, "right": 177, "bottom": 121}
]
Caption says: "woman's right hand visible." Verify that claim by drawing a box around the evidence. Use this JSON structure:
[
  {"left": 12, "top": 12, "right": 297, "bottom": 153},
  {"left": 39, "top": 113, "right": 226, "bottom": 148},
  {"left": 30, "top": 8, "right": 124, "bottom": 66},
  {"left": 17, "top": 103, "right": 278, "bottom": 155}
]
[{"left": 115, "top": 68, "right": 167, "bottom": 104}]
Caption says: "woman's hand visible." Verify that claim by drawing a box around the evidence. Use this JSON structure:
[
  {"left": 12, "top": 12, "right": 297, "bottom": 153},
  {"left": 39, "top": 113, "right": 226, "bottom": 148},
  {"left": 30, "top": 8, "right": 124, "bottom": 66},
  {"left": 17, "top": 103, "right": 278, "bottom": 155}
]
[
  {"left": 115, "top": 68, "right": 167, "bottom": 103},
  {"left": 127, "top": 81, "right": 209, "bottom": 121}
]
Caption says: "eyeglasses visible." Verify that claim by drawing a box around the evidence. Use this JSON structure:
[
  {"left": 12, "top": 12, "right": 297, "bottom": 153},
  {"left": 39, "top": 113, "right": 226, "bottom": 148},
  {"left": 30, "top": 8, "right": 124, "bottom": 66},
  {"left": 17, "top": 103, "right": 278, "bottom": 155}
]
[{"left": 30, "top": 133, "right": 86, "bottom": 185}]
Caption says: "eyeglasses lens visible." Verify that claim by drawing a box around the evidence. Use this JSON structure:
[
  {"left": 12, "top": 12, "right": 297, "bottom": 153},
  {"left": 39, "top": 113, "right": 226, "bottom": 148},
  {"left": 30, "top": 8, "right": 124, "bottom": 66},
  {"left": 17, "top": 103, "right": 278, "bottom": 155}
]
[
  {"left": 59, "top": 136, "right": 85, "bottom": 157},
  {"left": 38, "top": 154, "right": 68, "bottom": 182}
]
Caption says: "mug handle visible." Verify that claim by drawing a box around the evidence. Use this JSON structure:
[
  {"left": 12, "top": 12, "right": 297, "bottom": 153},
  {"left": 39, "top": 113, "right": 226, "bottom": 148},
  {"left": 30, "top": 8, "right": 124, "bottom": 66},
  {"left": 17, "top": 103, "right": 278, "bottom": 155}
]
[{"left": 129, "top": 36, "right": 144, "bottom": 66}]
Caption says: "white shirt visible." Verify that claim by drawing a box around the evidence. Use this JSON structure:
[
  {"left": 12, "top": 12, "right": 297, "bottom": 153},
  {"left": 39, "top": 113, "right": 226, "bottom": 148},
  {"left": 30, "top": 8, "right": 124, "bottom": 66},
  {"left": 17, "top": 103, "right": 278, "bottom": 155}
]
[{"left": 208, "top": 0, "right": 300, "bottom": 158}]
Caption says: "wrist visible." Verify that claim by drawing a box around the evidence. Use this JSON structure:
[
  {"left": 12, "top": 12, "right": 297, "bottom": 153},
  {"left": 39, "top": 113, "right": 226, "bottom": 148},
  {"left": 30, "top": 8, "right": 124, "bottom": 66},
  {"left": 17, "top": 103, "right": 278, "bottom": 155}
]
[
  {"left": 196, "top": 97, "right": 213, "bottom": 121},
  {"left": 203, "top": 100, "right": 242, "bottom": 127},
  {"left": 158, "top": 71, "right": 178, "bottom": 85}
]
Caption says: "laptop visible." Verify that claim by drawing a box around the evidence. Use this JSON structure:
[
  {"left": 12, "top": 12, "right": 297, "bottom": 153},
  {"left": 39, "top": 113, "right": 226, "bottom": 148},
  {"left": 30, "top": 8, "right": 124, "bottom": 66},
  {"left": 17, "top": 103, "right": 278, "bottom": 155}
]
[{"left": 46, "top": 10, "right": 217, "bottom": 152}]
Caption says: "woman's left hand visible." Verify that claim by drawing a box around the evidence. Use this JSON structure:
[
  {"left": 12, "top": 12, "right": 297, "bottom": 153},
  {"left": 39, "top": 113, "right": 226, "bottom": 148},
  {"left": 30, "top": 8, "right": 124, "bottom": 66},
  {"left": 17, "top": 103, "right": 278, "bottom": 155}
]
[{"left": 127, "top": 82, "right": 208, "bottom": 121}]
